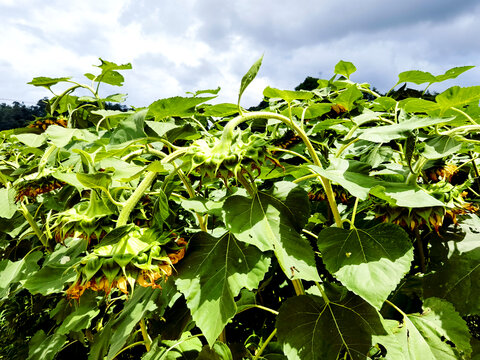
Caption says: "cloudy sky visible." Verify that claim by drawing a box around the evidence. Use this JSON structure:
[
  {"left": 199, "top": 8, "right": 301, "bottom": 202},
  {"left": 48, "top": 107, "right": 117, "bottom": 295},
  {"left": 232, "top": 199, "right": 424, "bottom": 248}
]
[{"left": 1, "top": 0, "right": 480, "bottom": 108}]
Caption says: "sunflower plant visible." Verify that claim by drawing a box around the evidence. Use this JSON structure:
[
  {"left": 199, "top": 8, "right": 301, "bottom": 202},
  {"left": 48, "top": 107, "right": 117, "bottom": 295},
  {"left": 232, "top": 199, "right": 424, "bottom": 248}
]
[{"left": 0, "top": 56, "right": 479, "bottom": 359}]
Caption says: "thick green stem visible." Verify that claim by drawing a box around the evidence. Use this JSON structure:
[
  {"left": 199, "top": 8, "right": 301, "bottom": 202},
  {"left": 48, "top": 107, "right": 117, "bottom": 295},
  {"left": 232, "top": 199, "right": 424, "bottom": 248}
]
[
  {"left": 414, "top": 227, "right": 426, "bottom": 273},
  {"left": 385, "top": 299, "right": 407, "bottom": 317},
  {"left": 218, "top": 329, "right": 227, "bottom": 343},
  {"left": 20, "top": 203, "right": 51, "bottom": 253},
  {"left": 406, "top": 156, "right": 427, "bottom": 185},
  {"left": 116, "top": 171, "right": 157, "bottom": 227},
  {"left": 116, "top": 148, "right": 187, "bottom": 227},
  {"left": 237, "top": 171, "right": 256, "bottom": 196},
  {"left": 139, "top": 319, "right": 152, "bottom": 352},
  {"left": 253, "top": 328, "right": 277, "bottom": 360},
  {"left": 292, "top": 279, "right": 305, "bottom": 295},
  {"left": 316, "top": 281, "right": 330, "bottom": 304},
  {"left": 219, "top": 111, "right": 343, "bottom": 228}
]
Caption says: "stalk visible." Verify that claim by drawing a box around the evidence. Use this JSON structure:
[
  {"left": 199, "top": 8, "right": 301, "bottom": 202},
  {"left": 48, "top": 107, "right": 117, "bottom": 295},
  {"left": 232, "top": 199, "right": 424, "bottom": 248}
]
[
  {"left": 139, "top": 319, "right": 152, "bottom": 352},
  {"left": 253, "top": 328, "right": 277, "bottom": 360},
  {"left": 116, "top": 148, "right": 187, "bottom": 228},
  {"left": 20, "top": 203, "right": 52, "bottom": 253},
  {"left": 218, "top": 111, "right": 343, "bottom": 228}
]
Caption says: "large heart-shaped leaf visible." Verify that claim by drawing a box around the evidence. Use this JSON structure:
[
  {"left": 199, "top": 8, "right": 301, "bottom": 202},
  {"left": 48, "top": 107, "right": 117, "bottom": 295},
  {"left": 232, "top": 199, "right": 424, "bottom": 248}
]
[
  {"left": 276, "top": 293, "right": 390, "bottom": 360},
  {"left": 175, "top": 232, "right": 270, "bottom": 345},
  {"left": 317, "top": 223, "right": 414, "bottom": 309},
  {"left": 224, "top": 181, "right": 319, "bottom": 281},
  {"left": 390, "top": 298, "right": 472, "bottom": 359}
]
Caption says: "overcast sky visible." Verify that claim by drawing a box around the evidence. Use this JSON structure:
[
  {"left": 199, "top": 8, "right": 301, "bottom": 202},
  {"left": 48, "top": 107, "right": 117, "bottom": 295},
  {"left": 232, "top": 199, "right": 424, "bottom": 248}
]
[{"left": 1, "top": 0, "right": 480, "bottom": 108}]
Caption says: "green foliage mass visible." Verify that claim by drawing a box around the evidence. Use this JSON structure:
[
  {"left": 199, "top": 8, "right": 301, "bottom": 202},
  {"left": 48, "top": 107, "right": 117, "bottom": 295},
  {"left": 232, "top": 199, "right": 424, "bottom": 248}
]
[{"left": 1, "top": 57, "right": 480, "bottom": 360}]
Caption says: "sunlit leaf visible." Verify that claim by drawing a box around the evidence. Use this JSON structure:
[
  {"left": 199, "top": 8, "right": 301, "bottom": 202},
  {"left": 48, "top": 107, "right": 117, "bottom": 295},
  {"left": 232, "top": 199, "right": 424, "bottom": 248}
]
[
  {"left": 334, "top": 60, "right": 357, "bottom": 79},
  {"left": 27, "top": 331, "right": 66, "bottom": 360},
  {"left": 435, "top": 66, "right": 475, "bottom": 82},
  {"left": 149, "top": 96, "right": 215, "bottom": 120},
  {"left": 0, "top": 187, "right": 17, "bottom": 219},
  {"left": 224, "top": 181, "right": 319, "bottom": 281},
  {"left": 334, "top": 85, "right": 363, "bottom": 111},
  {"left": 238, "top": 55, "right": 263, "bottom": 107},
  {"left": 276, "top": 293, "right": 389, "bottom": 360},
  {"left": 390, "top": 298, "right": 472, "bottom": 359},
  {"left": 318, "top": 223, "right": 414, "bottom": 309},
  {"left": 109, "top": 109, "right": 147, "bottom": 144},
  {"left": 436, "top": 86, "right": 480, "bottom": 113},
  {"left": 175, "top": 231, "right": 270, "bottom": 345},
  {"left": 263, "top": 86, "right": 313, "bottom": 103},
  {"left": 27, "top": 77, "right": 71, "bottom": 88},
  {"left": 397, "top": 70, "right": 437, "bottom": 85}
]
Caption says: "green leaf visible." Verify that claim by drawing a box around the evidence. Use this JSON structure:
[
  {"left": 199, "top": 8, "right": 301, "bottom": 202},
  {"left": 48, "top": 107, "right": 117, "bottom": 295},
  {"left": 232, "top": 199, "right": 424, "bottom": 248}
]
[
  {"left": 0, "top": 187, "right": 17, "bottom": 219},
  {"left": 149, "top": 96, "right": 215, "bottom": 120},
  {"left": 435, "top": 66, "right": 475, "bottom": 82},
  {"left": 98, "top": 158, "right": 144, "bottom": 182},
  {"left": 436, "top": 86, "right": 480, "bottom": 113},
  {"left": 263, "top": 86, "right": 313, "bottom": 103},
  {"left": 197, "top": 342, "right": 233, "bottom": 360},
  {"left": 371, "top": 96, "right": 397, "bottom": 111},
  {"left": 56, "top": 291, "right": 100, "bottom": 335},
  {"left": 24, "top": 238, "right": 87, "bottom": 295},
  {"left": 238, "top": 55, "right": 263, "bottom": 107},
  {"left": 188, "top": 86, "right": 221, "bottom": 96},
  {"left": 334, "top": 60, "right": 357, "bottom": 79},
  {"left": 391, "top": 298, "right": 472, "bottom": 359},
  {"left": 88, "top": 320, "right": 113, "bottom": 360},
  {"left": 27, "top": 331, "right": 66, "bottom": 360},
  {"left": 358, "top": 116, "right": 453, "bottom": 143},
  {"left": 200, "top": 103, "right": 239, "bottom": 117},
  {"left": 308, "top": 160, "right": 373, "bottom": 199},
  {"left": 334, "top": 85, "right": 363, "bottom": 111},
  {"left": 224, "top": 181, "right": 320, "bottom": 282},
  {"left": 308, "top": 159, "right": 444, "bottom": 207},
  {"left": 396, "top": 70, "right": 436, "bottom": 85},
  {"left": 27, "top": 76, "right": 71, "bottom": 88},
  {"left": 291, "top": 103, "right": 332, "bottom": 120},
  {"left": 175, "top": 231, "right": 270, "bottom": 345},
  {"left": 86, "top": 58, "right": 132, "bottom": 86},
  {"left": 318, "top": 223, "right": 414, "bottom": 309},
  {"left": 401, "top": 98, "right": 440, "bottom": 113},
  {"left": 142, "top": 332, "right": 202, "bottom": 359},
  {"left": 0, "top": 251, "right": 41, "bottom": 299},
  {"left": 109, "top": 109, "right": 147, "bottom": 144},
  {"left": 107, "top": 286, "right": 163, "bottom": 359},
  {"left": 276, "top": 293, "right": 389, "bottom": 360},
  {"left": 76, "top": 172, "right": 112, "bottom": 192},
  {"left": 423, "top": 216, "right": 480, "bottom": 315},
  {"left": 421, "top": 135, "right": 463, "bottom": 160},
  {"left": 52, "top": 171, "right": 86, "bottom": 191},
  {"left": 145, "top": 120, "right": 180, "bottom": 137},
  {"left": 45, "top": 126, "right": 98, "bottom": 147},
  {"left": 12, "top": 133, "right": 47, "bottom": 147}
]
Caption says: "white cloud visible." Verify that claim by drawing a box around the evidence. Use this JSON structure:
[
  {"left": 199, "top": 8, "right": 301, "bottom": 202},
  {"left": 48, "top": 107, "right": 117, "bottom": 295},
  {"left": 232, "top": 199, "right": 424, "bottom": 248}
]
[{"left": 1, "top": 0, "right": 479, "bottom": 108}]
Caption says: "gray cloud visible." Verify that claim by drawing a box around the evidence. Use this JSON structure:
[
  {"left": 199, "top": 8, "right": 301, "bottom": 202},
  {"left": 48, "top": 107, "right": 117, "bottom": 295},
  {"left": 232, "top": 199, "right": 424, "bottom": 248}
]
[{"left": 1, "top": 0, "right": 479, "bottom": 108}]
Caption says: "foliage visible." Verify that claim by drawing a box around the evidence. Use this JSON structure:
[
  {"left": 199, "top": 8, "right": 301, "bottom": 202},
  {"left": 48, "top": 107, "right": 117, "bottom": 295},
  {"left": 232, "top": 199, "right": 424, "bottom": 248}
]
[{"left": 1, "top": 57, "right": 480, "bottom": 360}]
